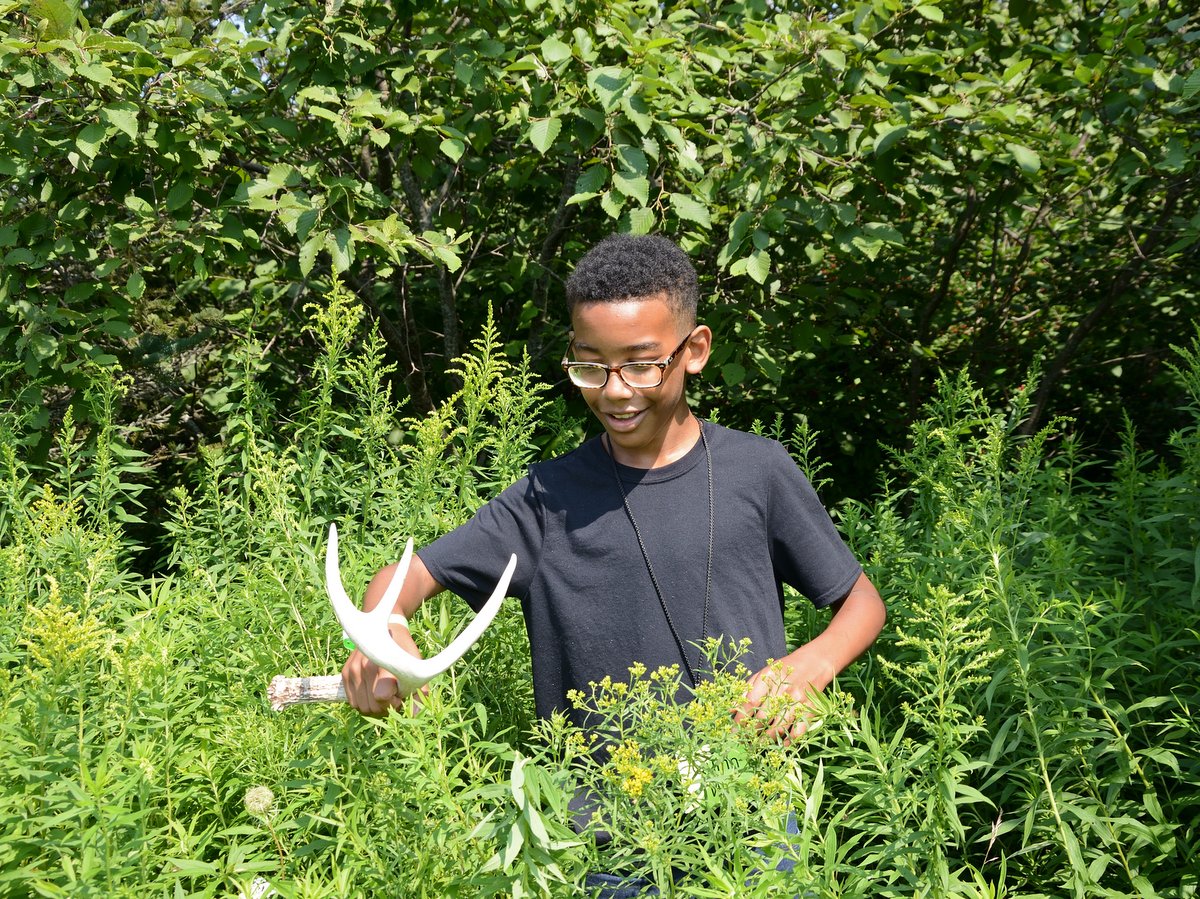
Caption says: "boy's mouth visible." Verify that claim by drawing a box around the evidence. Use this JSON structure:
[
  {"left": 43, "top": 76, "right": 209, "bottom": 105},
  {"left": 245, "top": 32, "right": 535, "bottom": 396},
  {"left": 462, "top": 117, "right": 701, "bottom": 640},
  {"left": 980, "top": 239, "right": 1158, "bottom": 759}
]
[{"left": 604, "top": 409, "right": 644, "bottom": 430}]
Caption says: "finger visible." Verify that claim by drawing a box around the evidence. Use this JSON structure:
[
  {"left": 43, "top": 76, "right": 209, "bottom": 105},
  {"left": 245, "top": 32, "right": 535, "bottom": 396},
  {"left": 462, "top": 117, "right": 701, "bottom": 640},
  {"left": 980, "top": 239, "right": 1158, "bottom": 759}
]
[
  {"left": 744, "top": 676, "right": 792, "bottom": 732},
  {"left": 781, "top": 708, "right": 824, "bottom": 745},
  {"left": 341, "top": 652, "right": 372, "bottom": 713},
  {"left": 373, "top": 672, "right": 399, "bottom": 701},
  {"left": 759, "top": 701, "right": 796, "bottom": 742},
  {"left": 367, "top": 672, "right": 400, "bottom": 715},
  {"left": 734, "top": 675, "right": 771, "bottom": 724},
  {"left": 343, "top": 653, "right": 393, "bottom": 717}
]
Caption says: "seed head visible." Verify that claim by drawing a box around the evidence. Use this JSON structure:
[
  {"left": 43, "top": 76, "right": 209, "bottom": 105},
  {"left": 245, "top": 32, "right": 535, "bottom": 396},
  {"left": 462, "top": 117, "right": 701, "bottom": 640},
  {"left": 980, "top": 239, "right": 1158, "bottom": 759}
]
[{"left": 244, "top": 785, "right": 275, "bottom": 818}]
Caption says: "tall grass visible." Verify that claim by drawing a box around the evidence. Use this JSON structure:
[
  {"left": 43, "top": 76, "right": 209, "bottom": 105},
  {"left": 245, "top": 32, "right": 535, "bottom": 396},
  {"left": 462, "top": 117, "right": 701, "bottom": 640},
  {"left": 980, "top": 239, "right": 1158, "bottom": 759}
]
[{"left": 1, "top": 292, "right": 1196, "bottom": 897}]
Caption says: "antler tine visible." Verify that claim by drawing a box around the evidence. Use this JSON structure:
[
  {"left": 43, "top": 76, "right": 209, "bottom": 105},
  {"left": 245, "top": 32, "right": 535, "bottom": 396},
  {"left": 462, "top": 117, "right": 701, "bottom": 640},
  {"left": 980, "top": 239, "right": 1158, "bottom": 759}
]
[
  {"left": 368, "top": 533, "right": 414, "bottom": 628},
  {"left": 325, "top": 524, "right": 516, "bottom": 696},
  {"left": 412, "top": 552, "right": 516, "bottom": 676},
  {"left": 324, "top": 523, "right": 361, "bottom": 632}
]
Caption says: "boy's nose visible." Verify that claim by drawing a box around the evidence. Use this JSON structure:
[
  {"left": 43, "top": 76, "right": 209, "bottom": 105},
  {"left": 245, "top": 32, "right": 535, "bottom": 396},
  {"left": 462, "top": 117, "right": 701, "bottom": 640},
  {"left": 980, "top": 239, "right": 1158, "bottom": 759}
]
[{"left": 601, "top": 370, "right": 634, "bottom": 399}]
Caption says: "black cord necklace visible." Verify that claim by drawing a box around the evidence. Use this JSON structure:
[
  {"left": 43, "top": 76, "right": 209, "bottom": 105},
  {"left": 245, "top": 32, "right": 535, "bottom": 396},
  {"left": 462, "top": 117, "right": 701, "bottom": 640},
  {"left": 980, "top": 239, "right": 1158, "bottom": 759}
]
[{"left": 607, "top": 421, "right": 714, "bottom": 688}]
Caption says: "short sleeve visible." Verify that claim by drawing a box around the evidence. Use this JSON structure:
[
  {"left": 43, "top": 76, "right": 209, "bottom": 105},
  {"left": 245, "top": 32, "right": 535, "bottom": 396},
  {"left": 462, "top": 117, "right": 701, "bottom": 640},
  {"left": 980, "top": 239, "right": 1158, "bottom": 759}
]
[
  {"left": 764, "top": 441, "right": 862, "bottom": 608},
  {"left": 418, "top": 474, "right": 545, "bottom": 612}
]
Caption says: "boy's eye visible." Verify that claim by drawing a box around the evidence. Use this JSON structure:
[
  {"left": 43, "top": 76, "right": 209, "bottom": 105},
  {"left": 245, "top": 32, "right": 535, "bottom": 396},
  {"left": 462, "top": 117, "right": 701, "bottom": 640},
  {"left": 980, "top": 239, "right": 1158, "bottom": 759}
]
[{"left": 618, "top": 363, "right": 663, "bottom": 388}]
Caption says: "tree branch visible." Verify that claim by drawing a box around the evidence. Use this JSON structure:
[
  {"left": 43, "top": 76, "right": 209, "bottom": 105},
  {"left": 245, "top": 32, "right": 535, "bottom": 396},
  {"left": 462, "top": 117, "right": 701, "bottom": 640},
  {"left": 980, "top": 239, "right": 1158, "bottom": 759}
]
[
  {"left": 526, "top": 157, "right": 582, "bottom": 361},
  {"left": 1018, "top": 179, "right": 1185, "bottom": 435}
]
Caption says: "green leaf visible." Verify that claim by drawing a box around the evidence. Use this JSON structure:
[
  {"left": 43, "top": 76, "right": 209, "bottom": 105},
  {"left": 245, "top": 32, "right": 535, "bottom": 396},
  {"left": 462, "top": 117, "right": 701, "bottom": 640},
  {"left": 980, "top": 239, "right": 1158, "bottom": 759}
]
[
  {"left": 75, "top": 123, "right": 106, "bottom": 159},
  {"left": 599, "top": 190, "right": 624, "bottom": 220},
  {"left": 915, "top": 5, "right": 944, "bottom": 22},
  {"left": 616, "top": 144, "right": 648, "bottom": 176},
  {"left": 299, "top": 231, "right": 323, "bottom": 277},
  {"left": 863, "top": 221, "right": 904, "bottom": 245},
  {"left": 100, "top": 102, "right": 138, "bottom": 139},
  {"left": 722, "top": 362, "right": 746, "bottom": 385},
  {"left": 574, "top": 165, "right": 608, "bottom": 196},
  {"left": 746, "top": 248, "right": 770, "bottom": 284},
  {"left": 432, "top": 245, "right": 461, "bottom": 271},
  {"left": 95, "top": 319, "right": 136, "bottom": 340},
  {"left": 298, "top": 85, "right": 340, "bottom": 105},
  {"left": 101, "top": 6, "right": 137, "bottom": 28},
  {"left": 873, "top": 123, "right": 908, "bottom": 157},
  {"left": 1006, "top": 142, "right": 1041, "bottom": 174},
  {"left": 1182, "top": 69, "right": 1200, "bottom": 100},
  {"left": 612, "top": 172, "right": 649, "bottom": 206},
  {"left": 621, "top": 95, "right": 654, "bottom": 134},
  {"left": 540, "top": 36, "right": 571, "bottom": 63},
  {"left": 528, "top": 117, "right": 561, "bottom": 155},
  {"left": 267, "top": 164, "right": 295, "bottom": 187},
  {"left": 668, "top": 193, "right": 711, "bottom": 228},
  {"left": 819, "top": 49, "right": 846, "bottom": 70},
  {"left": 326, "top": 228, "right": 352, "bottom": 273},
  {"left": 77, "top": 62, "right": 114, "bottom": 86},
  {"left": 32, "top": 0, "right": 79, "bottom": 38},
  {"left": 29, "top": 332, "right": 58, "bottom": 360},
  {"left": 95, "top": 258, "right": 121, "bottom": 278},
  {"left": 166, "top": 182, "right": 193, "bottom": 212},
  {"left": 167, "top": 858, "right": 219, "bottom": 876},
  {"left": 627, "top": 206, "right": 656, "bottom": 234},
  {"left": 1003, "top": 58, "right": 1032, "bottom": 84},
  {"left": 123, "top": 193, "right": 152, "bottom": 215},
  {"left": 850, "top": 231, "right": 883, "bottom": 261},
  {"left": 126, "top": 270, "right": 145, "bottom": 299},
  {"left": 172, "top": 48, "right": 210, "bottom": 67},
  {"left": 587, "top": 66, "right": 632, "bottom": 111},
  {"left": 440, "top": 137, "right": 466, "bottom": 162}
]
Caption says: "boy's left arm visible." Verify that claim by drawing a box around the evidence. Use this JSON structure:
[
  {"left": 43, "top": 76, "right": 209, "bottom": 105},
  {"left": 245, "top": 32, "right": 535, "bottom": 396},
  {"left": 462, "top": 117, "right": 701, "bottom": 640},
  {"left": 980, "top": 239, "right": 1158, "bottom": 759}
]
[{"left": 735, "top": 572, "right": 886, "bottom": 743}]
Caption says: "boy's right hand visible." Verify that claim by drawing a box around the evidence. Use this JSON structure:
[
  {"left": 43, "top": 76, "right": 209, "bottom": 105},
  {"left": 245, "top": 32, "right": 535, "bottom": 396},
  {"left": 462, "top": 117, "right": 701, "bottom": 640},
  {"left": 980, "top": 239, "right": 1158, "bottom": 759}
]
[{"left": 341, "top": 624, "right": 425, "bottom": 716}]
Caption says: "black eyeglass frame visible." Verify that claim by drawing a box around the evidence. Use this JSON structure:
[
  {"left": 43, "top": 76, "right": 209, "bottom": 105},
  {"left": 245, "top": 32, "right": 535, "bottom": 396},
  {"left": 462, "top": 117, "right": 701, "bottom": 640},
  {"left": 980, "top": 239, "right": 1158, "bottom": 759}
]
[{"left": 560, "top": 328, "right": 698, "bottom": 390}]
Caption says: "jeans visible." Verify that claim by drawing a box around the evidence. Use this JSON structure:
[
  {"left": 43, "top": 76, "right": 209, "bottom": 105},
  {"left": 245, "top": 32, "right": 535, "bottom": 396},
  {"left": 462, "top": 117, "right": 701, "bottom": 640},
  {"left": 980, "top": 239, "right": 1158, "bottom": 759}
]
[{"left": 583, "top": 813, "right": 802, "bottom": 898}]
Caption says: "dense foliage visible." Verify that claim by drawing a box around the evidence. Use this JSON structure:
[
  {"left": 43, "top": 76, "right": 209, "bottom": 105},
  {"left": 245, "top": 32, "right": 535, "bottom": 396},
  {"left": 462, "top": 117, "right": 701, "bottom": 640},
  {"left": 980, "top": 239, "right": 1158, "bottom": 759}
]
[
  {"left": 3, "top": 0, "right": 1198, "bottom": 512},
  {"left": 1, "top": 298, "right": 1197, "bottom": 896}
]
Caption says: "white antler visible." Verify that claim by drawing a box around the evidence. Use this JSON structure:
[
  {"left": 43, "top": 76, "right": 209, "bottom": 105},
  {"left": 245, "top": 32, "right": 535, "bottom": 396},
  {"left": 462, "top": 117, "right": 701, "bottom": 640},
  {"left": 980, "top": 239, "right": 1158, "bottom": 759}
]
[{"left": 324, "top": 523, "right": 516, "bottom": 696}]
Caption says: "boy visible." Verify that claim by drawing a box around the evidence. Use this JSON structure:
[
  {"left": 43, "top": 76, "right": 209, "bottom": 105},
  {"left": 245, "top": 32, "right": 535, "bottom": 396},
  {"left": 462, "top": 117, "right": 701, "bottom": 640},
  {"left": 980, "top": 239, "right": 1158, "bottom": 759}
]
[{"left": 342, "top": 232, "right": 884, "bottom": 743}]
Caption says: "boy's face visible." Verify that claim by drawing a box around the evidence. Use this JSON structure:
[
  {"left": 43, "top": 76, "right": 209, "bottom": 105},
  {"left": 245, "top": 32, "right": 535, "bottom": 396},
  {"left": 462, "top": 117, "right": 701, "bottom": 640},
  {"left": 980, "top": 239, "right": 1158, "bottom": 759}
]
[{"left": 567, "top": 293, "right": 711, "bottom": 468}]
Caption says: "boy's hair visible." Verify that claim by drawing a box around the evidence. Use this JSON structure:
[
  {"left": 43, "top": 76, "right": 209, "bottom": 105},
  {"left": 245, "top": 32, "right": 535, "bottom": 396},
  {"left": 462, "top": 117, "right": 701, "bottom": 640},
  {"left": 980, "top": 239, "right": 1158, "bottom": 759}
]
[{"left": 565, "top": 234, "right": 700, "bottom": 325}]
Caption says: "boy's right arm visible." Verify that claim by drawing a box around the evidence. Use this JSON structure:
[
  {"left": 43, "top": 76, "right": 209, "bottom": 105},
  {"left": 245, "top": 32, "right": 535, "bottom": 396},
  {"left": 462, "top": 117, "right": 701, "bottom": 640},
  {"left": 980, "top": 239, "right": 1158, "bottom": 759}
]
[{"left": 341, "top": 553, "right": 446, "bottom": 717}]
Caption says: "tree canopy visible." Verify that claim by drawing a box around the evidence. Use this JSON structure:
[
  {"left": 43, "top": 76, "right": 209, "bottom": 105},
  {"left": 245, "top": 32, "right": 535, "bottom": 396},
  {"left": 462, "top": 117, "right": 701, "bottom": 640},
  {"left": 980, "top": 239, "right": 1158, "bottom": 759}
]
[{"left": 3, "top": 0, "right": 1197, "bottom": 500}]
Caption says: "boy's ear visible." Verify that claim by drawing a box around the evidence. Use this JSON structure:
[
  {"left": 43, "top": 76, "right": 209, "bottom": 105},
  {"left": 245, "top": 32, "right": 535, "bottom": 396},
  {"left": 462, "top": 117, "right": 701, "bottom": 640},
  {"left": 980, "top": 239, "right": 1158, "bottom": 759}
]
[{"left": 684, "top": 324, "right": 713, "bottom": 374}]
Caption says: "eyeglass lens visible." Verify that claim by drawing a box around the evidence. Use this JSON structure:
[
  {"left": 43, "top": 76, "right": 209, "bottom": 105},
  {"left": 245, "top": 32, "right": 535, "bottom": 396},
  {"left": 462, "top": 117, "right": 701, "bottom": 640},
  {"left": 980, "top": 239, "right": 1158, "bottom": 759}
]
[{"left": 568, "top": 364, "right": 662, "bottom": 389}]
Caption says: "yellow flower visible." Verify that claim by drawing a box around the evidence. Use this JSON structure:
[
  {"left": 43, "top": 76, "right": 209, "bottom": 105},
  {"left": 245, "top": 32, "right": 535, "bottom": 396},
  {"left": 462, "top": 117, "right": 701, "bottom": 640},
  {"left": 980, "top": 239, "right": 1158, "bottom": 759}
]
[
  {"left": 609, "top": 740, "right": 654, "bottom": 800},
  {"left": 619, "top": 766, "right": 653, "bottom": 799}
]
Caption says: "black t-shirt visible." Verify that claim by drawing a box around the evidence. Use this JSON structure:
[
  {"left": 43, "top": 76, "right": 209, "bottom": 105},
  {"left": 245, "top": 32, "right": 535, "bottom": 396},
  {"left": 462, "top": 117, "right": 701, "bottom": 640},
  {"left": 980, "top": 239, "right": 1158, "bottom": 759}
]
[{"left": 419, "top": 422, "right": 862, "bottom": 728}]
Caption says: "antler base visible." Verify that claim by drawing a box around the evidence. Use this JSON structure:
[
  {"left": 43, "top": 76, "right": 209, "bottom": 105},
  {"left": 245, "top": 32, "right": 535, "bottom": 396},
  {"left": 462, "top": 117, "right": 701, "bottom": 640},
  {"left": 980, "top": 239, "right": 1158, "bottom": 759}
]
[{"left": 268, "top": 674, "right": 345, "bottom": 710}]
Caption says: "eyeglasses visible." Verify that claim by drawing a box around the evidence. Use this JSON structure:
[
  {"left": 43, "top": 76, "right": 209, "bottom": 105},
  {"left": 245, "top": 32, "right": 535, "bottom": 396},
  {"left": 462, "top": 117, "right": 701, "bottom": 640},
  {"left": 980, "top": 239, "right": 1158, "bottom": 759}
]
[{"left": 561, "top": 329, "right": 697, "bottom": 390}]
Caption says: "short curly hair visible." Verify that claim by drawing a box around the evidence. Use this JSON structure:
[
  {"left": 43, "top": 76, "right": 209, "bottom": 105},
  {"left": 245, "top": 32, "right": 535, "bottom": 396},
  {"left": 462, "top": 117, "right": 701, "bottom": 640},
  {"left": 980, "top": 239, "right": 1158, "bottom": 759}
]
[{"left": 565, "top": 234, "right": 699, "bottom": 324}]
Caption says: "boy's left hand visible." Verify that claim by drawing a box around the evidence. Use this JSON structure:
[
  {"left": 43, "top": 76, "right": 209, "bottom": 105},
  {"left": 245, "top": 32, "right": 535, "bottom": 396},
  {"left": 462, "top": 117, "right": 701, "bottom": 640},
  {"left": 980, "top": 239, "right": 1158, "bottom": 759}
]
[
  {"left": 733, "top": 572, "right": 887, "bottom": 744},
  {"left": 735, "top": 645, "right": 835, "bottom": 744}
]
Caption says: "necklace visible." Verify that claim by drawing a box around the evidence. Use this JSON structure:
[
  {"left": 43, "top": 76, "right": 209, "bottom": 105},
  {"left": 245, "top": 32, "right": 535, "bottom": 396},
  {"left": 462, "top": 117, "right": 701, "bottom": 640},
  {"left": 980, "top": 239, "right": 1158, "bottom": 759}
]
[{"left": 606, "top": 421, "right": 714, "bottom": 688}]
